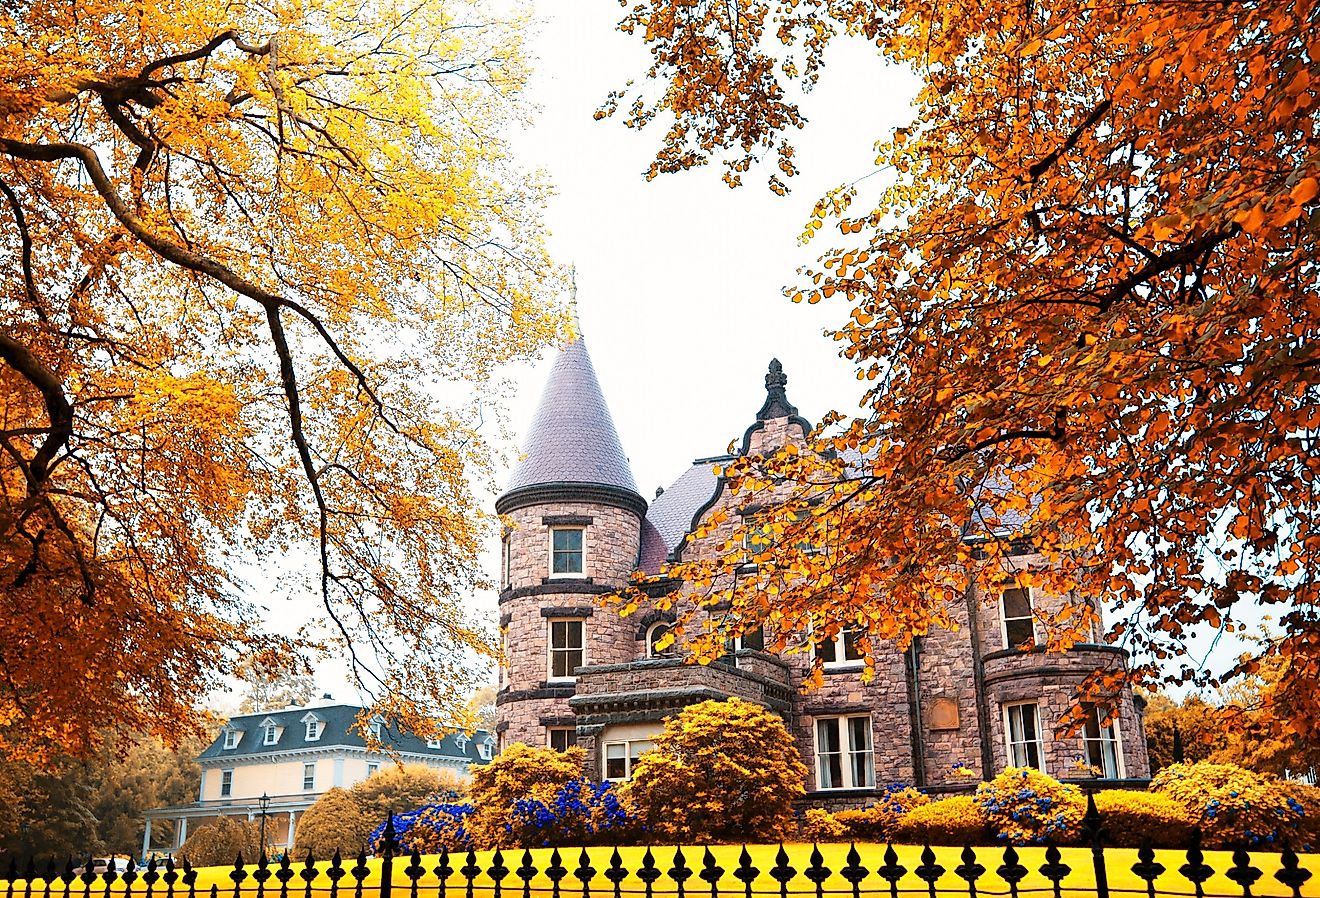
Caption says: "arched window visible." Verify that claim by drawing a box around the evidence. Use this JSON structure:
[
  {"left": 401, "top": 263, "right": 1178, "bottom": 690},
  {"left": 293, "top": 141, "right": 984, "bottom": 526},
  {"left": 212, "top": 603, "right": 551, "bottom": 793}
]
[{"left": 646, "top": 622, "right": 675, "bottom": 658}]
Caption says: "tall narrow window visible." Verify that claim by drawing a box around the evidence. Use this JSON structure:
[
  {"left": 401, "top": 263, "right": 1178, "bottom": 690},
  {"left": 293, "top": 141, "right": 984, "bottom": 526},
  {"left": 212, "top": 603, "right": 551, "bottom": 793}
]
[
  {"left": 304, "top": 719, "right": 323, "bottom": 741},
  {"left": 1081, "top": 705, "right": 1122, "bottom": 778},
  {"left": 220, "top": 769, "right": 234, "bottom": 798},
  {"left": 1004, "top": 702, "right": 1044, "bottom": 769},
  {"left": 817, "top": 628, "right": 864, "bottom": 667},
  {"left": 302, "top": 762, "right": 316, "bottom": 791},
  {"left": 501, "top": 534, "right": 512, "bottom": 588},
  {"left": 550, "top": 528, "right": 584, "bottom": 576},
  {"left": 815, "top": 715, "right": 874, "bottom": 790},
  {"left": 1001, "top": 587, "right": 1036, "bottom": 650},
  {"left": 223, "top": 730, "right": 240, "bottom": 750},
  {"left": 263, "top": 724, "right": 279, "bottom": 745},
  {"left": 548, "top": 619, "right": 585, "bottom": 680}
]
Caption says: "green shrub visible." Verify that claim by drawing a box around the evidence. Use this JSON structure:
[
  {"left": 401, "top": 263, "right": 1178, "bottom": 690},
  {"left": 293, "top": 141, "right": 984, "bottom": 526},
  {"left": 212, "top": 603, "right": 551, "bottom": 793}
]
[
  {"left": 624, "top": 697, "right": 808, "bottom": 842},
  {"left": 1150, "top": 762, "right": 1305, "bottom": 848},
  {"left": 891, "top": 795, "right": 992, "bottom": 845},
  {"left": 974, "top": 768, "right": 1084, "bottom": 845},
  {"left": 1089, "top": 790, "right": 1194, "bottom": 848}
]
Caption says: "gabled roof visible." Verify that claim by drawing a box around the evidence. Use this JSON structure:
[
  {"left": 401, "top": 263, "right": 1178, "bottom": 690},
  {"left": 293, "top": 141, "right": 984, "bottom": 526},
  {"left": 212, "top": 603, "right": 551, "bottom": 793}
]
[
  {"left": 501, "top": 337, "right": 641, "bottom": 499},
  {"left": 197, "top": 703, "right": 491, "bottom": 763}
]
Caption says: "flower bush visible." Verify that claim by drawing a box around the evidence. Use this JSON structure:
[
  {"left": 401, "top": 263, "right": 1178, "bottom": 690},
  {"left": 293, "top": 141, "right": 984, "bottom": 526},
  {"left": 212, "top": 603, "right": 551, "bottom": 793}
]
[
  {"left": 1150, "top": 762, "right": 1305, "bottom": 848},
  {"left": 891, "top": 795, "right": 992, "bottom": 845},
  {"left": 624, "top": 697, "right": 808, "bottom": 842},
  {"left": 370, "top": 802, "right": 476, "bottom": 854},
  {"left": 1089, "top": 790, "right": 1194, "bottom": 848},
  {"left": 1282, "top": 783, "right": 1320, "bottom": 851},
  {"left": 800, "top": 808, "right": 848, "bottom": 841},
  {"left": 974, "top": 768, "right": 1084, "bottom": 845},
  {"left": 464, "top": 744, "right": 588, "bottom": 849},
  {"left": 507, "top": 778, "right": 637, "bottom": 847},
  {"left": 834, "top": 785, "right": 931, "bottom": 840}
]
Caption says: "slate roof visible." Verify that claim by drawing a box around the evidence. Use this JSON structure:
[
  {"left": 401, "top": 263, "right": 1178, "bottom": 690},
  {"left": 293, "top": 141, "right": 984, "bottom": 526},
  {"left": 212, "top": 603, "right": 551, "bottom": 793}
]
[
  {"left": 197, "top": 703, "right": 493, "bottom": 763},
  {"left": 504, "top": 338, "right": 641, "bottom": 496},
  {"left": 645, "top": 457, "right": 728, "bottom": 554}
]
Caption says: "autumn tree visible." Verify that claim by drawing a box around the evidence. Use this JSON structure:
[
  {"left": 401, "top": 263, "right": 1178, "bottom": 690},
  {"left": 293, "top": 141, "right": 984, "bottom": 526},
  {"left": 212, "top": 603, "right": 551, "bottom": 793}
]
[
  {"left": 349, "top": 763, "right": 465, "bottom": 822},
  {"left": 603, "top": 0, "right": 1320, "bottom": 736},
  {"left": 0, "top": 0, "right": 562, "bottom": 762},
  {"left": 234, "top": 655, "right": 316, "bottom": 714},
  {"left": 179, "top": 817, "right": 261, "bottom": 868}
]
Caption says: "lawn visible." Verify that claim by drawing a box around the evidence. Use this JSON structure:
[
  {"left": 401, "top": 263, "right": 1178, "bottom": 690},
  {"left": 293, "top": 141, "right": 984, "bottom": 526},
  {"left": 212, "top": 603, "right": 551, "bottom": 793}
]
[{"left": 168, "top": 843, "right": 1318, "bottom": 898}]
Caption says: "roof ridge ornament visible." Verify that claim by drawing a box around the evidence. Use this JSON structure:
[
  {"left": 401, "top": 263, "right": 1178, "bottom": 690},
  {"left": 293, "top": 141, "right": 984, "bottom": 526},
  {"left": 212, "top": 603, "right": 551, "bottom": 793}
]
[
  {"left": 756, "top": 358, "right": 799, "bottom": 421},
  {"left": 568, "top": 264, "right": 581, "bottom": 342}
]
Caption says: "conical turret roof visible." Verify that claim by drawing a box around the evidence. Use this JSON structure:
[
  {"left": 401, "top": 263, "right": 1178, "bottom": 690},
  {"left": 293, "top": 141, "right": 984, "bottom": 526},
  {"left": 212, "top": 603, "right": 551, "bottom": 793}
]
[{"left": 496, "top": 337, "right": 645, "bottom": 516}]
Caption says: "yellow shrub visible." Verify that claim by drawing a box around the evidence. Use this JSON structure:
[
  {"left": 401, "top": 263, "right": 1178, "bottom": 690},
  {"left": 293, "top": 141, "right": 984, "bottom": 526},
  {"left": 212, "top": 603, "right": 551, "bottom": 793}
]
[
  {"left": 624, "top": 697, "right": 808, "bottom": 843},
  {"left": 1282, "top": 783, "right": 1320, "bottom": 851},
  {"left": 974, "top": 768, "right": 1084, "bottom": 845},
  {"left": 835, "top": 787, "right": 931, "bottom": 840},
  {"left": 1150, "top": 762, "right": 1305, "bottom": 848},
  {"left": 1090, "top": 790, "right": 1194, "bottom": 848},
  {"left": 891, "top": 795, "right": 992, "bottom": 845},
  {"left": 464, "top": 743, "right": 586, "bottom": 849},
  {"left": 800, "top": 808, "right": 848, "bottom": 842}
]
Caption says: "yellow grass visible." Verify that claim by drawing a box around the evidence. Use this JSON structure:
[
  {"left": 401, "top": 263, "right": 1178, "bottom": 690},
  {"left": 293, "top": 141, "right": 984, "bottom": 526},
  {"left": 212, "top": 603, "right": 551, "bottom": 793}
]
[{"left": 163, "top": 844, "right": 1319, "bottom": 898}]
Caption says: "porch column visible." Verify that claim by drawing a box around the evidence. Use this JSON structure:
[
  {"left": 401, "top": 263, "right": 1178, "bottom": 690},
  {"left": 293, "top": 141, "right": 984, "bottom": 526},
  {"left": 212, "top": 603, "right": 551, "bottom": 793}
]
[
  {"left": 141, "top": 818, "right": 153, "bottom": 859},
  {"left": 176, "top": 816, "right": 188, "bottom": 850},
  {"left": 287, "top": 811, "right": 297, "bottom": 848}
]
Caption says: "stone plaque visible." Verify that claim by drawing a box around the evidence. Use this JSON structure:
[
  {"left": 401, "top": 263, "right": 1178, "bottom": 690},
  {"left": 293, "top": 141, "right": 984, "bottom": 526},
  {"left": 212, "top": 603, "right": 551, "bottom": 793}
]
[{"left": 929, "top": 696, "right": 961, "bottom": 730}]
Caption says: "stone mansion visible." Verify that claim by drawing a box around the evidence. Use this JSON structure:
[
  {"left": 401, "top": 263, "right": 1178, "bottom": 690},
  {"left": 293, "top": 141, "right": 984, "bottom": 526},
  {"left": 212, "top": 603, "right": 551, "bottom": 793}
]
[{"left": 494, "top": 334, "right": 1149, "bottom": 804}]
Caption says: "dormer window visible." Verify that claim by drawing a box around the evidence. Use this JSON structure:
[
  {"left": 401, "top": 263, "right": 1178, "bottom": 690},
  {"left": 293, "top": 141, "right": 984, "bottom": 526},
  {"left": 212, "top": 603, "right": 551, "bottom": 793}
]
[
  {"left": 259, "top": 717, "right": 282, "bottom": 746},
  {"left": 223, "top": 729, "right": 241, "bottom": 750},
  {"left": 367, "top": 720, "right": 382, "bottom": 741},
  {"left": 302, "top": 713, "right": 324, "bottom": 742},
  {"left": 426, "top": 737, "right": 445, "bottom": 749},
  {"left": 549, "top": 527, "right": 584, "bottom": 577},
  {"left": 477, "top": 737, "right": 494, "bottom": 761},
  {"left": 646, "top": 622, "right": 675, "bottom": 658}
]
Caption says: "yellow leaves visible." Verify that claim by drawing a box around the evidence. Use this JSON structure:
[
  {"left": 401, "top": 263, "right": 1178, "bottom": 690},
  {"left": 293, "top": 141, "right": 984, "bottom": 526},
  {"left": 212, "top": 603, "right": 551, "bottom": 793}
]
[{"left": 1290, "top": 177, "right": 1319, "bottom": 205}]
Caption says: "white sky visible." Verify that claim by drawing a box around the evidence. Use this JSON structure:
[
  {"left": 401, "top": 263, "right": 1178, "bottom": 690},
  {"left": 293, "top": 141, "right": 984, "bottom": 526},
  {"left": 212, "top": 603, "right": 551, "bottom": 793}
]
[{"left": 233, "top": 3, "right": 1239, "bottom": 709}]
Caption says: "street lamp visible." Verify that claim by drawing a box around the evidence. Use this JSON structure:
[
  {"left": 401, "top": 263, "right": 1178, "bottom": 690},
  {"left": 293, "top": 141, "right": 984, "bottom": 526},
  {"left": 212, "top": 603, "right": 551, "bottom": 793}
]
[{"left": 258, "top": 793, "right": 270, "bottom": 857}]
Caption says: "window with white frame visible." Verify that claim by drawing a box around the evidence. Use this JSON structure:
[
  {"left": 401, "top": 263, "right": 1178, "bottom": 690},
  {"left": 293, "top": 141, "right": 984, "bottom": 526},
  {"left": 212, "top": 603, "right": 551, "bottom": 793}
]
[
  {"left": 304, "top": 718, "right": 323, "bottom": 742},
  {"left": 646, "top": 622, "right": 675, "bottom": 658},
  {"left": 427, "top": 736, "right": 445, "bottom": 749},
  {"left": 547, "top": 727, "right": 575, "bottom": 752},
  {"left": 602, "top": 739, "right": 654, "bottom": 781},
  {"left": 478, "top": 739, "right": 494, "bottom": 761},
  {"left": 366, "top": 762, "right": 379, "bottom": 777},
  {"left": 1000, "top": 587, "right": 1036, "bottom": 650},
  {"left": 367, "top": 720, "right": 382, "bottom": 741},
  {"left": 262, "top": 723, "right": 279, "bottom": 745},
  {"left": 220, "top": 769, "right": 234, "bottom": 797},
  {"left": 548, "top": 618, "right": 585, "bottom": 680},
  {"left": 728, "top": 626, "right": 765, "bottom": 653},
  {"left": 549, "top": 527, "right": 584, "bottom": 576},
  {"left": 816, "top": 628, "right": 864, "bottom": 667},
  {"left": 501, "top": 533, "right": 512, "bottom": 588},
  {"left": 1004, "top": 702, "right": 1044, "bottom": 769},
  {"left": 223, "top": 730, "right": 240, "bottom": 750},
  {"left": 814, "top": 715, "right": 875, "bottom": 790},
  {"left": 1081, "top": 705, "right": 1122, "bottom": 778},
  {"left": 302, "top": 762, "right": 316, "bottom": 791}
]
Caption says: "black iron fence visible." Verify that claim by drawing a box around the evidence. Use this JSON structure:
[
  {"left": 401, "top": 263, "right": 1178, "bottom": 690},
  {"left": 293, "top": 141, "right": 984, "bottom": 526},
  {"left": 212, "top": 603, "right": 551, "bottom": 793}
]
[{"left": 1, "top": 805, "right": 1313, "bottom": 898}]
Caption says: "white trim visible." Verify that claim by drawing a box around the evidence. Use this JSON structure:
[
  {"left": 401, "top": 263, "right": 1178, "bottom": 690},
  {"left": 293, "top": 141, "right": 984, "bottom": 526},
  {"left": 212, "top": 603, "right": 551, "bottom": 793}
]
[
  {"left": 546, "top": 727, "right": 575, "bottom": 752},
  {"left": 602, "top": 739, "right": 654, "bottom": 781},
  {"left": 219, "top": 769, "right": 234, "bottom": 797},
  {"left": 197, "top": 744, "right": 479, "bottom": 768},
  {"left": 547, "top": 526, "right": 586, "bottom": 579},
  {"left": 223, "top": 730, "right": 241, "bottom": 750},
  {"left": 301, "top": 762, "right": 316, "bottom": 791},
  {"left": 999, "top": 586, "right": 1037, "bottom": 650},
  {"left": 1003, "top": 701, "right": 1045, "bottom": 770},
  {"left": 815, "top": 628, "right": 865, "bottom": 669},
  {"left": 645, "top": 621, "right": 674, "bottom": 658},
  {"left": 813, "top": 714, "right": 875, "bottom": 790},
  {"left": 547, "top": 617, "right": 586, "bottom": 681},
  {"left": 1081, "top": 705, "right": 1124, "bottom": 778}
]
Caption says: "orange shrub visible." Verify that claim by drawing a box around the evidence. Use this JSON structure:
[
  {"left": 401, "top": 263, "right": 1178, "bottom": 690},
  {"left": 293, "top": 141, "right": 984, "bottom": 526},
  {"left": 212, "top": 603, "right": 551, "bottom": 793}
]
[{"left": 1090, "top": 790, "right": 1194, "bottom": 848}]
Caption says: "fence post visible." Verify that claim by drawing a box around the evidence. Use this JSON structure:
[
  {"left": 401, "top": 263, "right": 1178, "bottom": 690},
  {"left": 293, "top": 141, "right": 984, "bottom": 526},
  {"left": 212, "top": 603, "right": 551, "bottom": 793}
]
[
  {"left": 1081, "top": 791, "right": 1110, "bottom": 898},
  {"left": 379, "top": 815, "right": 396, "bottom": 898}
]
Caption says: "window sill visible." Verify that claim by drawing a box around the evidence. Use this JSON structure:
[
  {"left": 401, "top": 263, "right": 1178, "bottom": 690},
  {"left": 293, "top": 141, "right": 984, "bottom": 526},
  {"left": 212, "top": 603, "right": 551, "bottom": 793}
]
[{"left": 821, "top": 662, "right": 866, "bottom": 674}]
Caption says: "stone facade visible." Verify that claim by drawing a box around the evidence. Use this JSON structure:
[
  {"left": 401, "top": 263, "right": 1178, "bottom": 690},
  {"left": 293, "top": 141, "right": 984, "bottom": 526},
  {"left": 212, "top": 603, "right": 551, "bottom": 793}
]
[{"left": 494, "top": 340, "right": 1150, "bottom": 806}]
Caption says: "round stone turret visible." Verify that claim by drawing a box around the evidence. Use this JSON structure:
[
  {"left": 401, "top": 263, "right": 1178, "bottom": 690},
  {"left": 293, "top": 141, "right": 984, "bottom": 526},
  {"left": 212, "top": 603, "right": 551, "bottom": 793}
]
[{"left": 495, "top": 335, "right": 646, "bottom": 751}]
